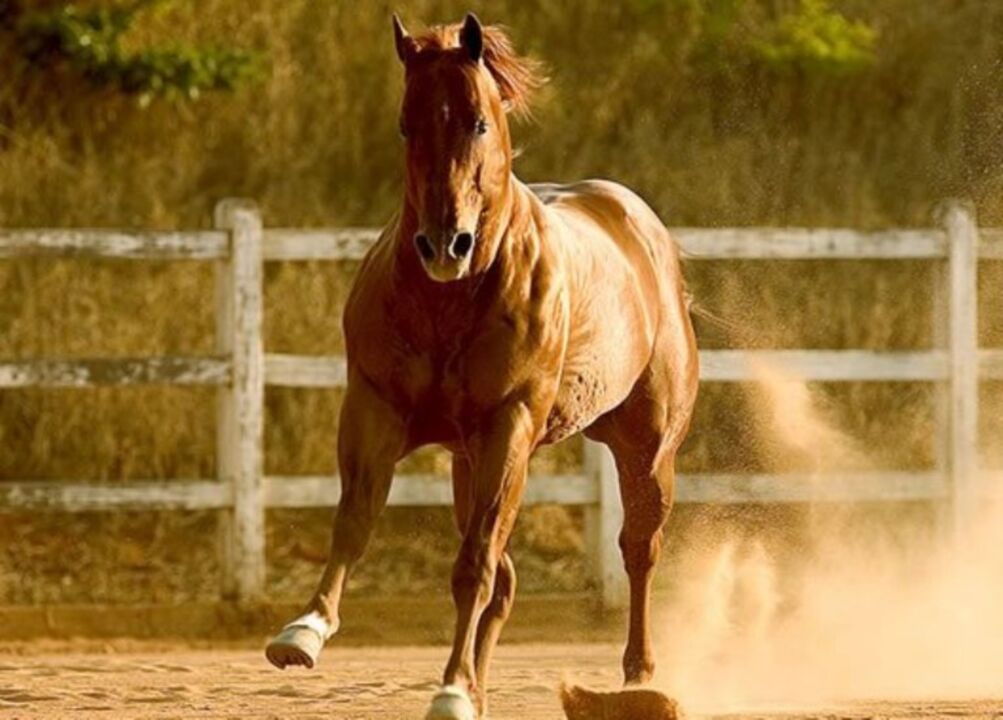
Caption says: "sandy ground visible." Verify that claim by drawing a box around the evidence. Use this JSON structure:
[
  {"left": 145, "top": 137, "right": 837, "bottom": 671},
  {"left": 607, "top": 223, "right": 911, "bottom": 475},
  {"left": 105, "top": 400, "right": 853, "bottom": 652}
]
[{"left": 0, "top": 644, "right": 1001, "bottom": 720}]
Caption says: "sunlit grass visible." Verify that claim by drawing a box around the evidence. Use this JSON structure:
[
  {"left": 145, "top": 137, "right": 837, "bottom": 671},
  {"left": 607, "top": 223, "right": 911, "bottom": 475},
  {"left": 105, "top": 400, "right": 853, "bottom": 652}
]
[{"left": 0, "top": 1, "right": 1000, "bottom": 602}]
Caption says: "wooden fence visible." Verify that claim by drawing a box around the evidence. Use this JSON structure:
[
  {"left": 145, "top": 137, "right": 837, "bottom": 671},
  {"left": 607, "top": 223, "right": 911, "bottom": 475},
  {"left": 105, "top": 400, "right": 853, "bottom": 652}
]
[{"left": 2, "top": 199, "right": 1001, "bottom": 607}]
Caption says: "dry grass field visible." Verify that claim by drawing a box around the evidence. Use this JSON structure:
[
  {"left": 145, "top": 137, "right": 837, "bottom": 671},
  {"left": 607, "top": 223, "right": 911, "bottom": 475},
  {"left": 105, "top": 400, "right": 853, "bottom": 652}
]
[
  {"left": 1, "top": 5, "right": 1003, "bottom": 716},
  {"left": 1, "top": 2, "right": 1002, "bottom": 606}
]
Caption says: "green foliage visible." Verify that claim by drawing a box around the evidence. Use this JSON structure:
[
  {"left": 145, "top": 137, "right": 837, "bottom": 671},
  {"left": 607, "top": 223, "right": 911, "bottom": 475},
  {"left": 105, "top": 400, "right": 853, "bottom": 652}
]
[
  {"left": 754, "top": 0, "right": 876, "bottom": 75},
  {"left": 9, "top": 1, "right": 262, "bottom": 103},
  {"left": 678, "top": 0, "right": 875, "bottom": 77}
]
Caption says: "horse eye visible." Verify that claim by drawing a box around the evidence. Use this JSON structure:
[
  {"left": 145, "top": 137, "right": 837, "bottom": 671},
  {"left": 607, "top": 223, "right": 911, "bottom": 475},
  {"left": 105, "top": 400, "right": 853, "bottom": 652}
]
[{"left": 475, "top": 118, "right": 488, "bottom": 136}]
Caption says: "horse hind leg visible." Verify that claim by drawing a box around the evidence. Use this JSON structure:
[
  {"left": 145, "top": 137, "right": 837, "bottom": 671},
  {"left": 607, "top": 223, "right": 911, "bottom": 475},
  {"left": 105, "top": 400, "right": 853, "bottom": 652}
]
[
  {"left": 613, "top": 260, "right": 698, "bottom": 685},
  {"left": 614, "top": 446, "right": 676, "bottom": 685},
  {"left": 602, "top": 343, "right": 696, "bottom": 685}
]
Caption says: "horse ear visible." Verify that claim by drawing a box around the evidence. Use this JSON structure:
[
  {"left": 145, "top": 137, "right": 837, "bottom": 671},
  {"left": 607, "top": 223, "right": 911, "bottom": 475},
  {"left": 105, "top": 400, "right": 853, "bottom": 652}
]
[
  {"left": 460, "top": 13, "right": 483, "bottom": 62},
  {"left": 392, "top": 13, "right": 414, "bottom": 64}
]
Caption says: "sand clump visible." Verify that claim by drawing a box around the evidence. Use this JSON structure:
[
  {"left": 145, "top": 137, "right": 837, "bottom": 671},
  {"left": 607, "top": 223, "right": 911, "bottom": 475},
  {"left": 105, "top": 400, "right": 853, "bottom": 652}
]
[{"left": 560, "top": 682, "right": 680, "bottom": 720}]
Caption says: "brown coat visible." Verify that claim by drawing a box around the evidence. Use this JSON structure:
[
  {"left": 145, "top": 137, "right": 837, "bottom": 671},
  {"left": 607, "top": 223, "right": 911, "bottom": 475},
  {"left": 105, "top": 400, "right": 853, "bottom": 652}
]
[{"left": 266, "top": 15, "right": 698, "bottom": 719}]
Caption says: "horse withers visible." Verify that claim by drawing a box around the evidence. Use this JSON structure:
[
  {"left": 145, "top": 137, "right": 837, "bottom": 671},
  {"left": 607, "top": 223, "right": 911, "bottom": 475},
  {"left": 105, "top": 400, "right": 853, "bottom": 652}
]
[{"left": 265, "top": 13, "right": 698, "bottom": 720}]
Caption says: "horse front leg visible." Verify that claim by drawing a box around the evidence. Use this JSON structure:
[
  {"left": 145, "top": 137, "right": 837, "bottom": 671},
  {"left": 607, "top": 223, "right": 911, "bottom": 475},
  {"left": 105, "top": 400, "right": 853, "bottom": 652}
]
[
  {"left": 426, "top": 403, "right": 536, "bottom": 720},
  {"left": 450, "top": 456, "right": 518, "bottom": 701},
  {"left": 473, "top": 550, "right": 516, "bottom": 692},
  {"left": 266, "top": 374, "right": 406, "bottom": 669}
]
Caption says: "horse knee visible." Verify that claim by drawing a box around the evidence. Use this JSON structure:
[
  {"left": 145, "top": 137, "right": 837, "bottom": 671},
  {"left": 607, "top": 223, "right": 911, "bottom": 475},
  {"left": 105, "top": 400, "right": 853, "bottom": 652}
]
[
  {"left": 326, "top": 465, "right": 394, "bottom": 563},
  {"left": 487, "top": 555, "right": 516, "bottom": 621},
  {"left": 619, "top": 476, "right": 672, "bottom": 578},
  {"left": 451, "top": 545, "right": 495, "bottom": 607},
  {"left": 330, "top": 485, "right": 389, "bottom": 565},
  {"left": 328, "top": 508, "right": 377, "bottom": 563},
  {"left": 619, "top": 531, "right": 662, "bottom": 577}
]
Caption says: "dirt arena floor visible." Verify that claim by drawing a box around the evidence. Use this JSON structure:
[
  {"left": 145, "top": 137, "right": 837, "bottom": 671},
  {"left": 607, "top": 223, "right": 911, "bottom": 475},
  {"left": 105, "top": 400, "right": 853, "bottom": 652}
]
[{"left": 1, "top": 643, "right": 1001, "bottom": 719}]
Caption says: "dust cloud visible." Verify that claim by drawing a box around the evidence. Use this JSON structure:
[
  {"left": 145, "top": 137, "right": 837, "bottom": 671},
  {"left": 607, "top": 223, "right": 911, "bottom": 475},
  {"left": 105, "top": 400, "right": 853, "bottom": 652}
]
[{"left": 657, "top": 363, "right": 1003, "bottom": 714}]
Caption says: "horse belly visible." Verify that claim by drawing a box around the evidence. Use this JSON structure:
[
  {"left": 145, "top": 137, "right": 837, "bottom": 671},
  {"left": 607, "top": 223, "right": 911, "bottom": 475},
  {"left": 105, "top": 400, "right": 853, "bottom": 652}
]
[
  {"left": 544, "top": 349, "right": 646, "bottom": 444},
  {"left": 544, "top": 284, "right": 656, "bottom": 443}
]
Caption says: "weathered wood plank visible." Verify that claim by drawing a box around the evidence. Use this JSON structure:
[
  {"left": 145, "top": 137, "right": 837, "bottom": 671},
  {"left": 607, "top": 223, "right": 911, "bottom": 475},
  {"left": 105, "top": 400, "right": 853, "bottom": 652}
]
[
  {"left": 981, "top": 350, "right": 1003, "bottom": 379},
  {"left": 675, "top": 471, "right": 950, "bottom": 503},
  {"left": 930, "top": 245, "right": 953, "bottom": 544},
  {"left": 214, "top": 200, "right": 266, "bottom": 602},
  {"left": 0, "top": 471, "right": 952, "bottom": 513},
  {"left": 260, "top": 227, "right": 949, "bottom": 262},
  {"left": 942, "top": 202, "right": 980, "bottom": 537},
  {"left": 582, "top": 441, "right": 627, "bottom": 609},
  {"left": 700, "top": 349, "right": 948, "bottom": 382},
  {"left": 262, "top": 229, "right": 382, "bottom": 261},
  {"left": 0, "top": 225, "right": 984, "bottom": 263},
  {"left": 0, "top": 230, "right": 228, "bottom": 260},
  {"left": 0, "top": 225, "right": 987, "bottom": 263},
  {"left": 265, "top": 353, "right": 347, "bottom": 387},
  {"left": 677, "top": 228, "right": 946, "bottom": 259},
  {"left": 981, "top": 228, "right": 1003, "bottom": 259},
  {"left": 0, "top": 480, "right": 230, "bottom": 511},
  {"left": 0, "top": 357, "right": 229, "bottom": 388},
  {"left": 265, "top": 350, "right": 952, "bottom": 388},
  {"left": 264, "top": 473, "right": 599, "bottom": 508},
  {"left": 265, "top": 472, "right": 949, "bottom": 507}
]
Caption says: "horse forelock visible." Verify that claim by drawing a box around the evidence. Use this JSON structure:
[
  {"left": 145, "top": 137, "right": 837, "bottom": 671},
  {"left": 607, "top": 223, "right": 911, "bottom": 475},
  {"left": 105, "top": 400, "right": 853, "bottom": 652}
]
[{"left": 408, "top": 23, "right": 547, "bottom": 119}]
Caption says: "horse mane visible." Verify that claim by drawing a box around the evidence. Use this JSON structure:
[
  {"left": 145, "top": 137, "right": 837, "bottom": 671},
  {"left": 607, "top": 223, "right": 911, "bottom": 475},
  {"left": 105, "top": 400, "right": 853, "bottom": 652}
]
[{"left": 411, "top": 23, "right": 547, "bottom": 119}]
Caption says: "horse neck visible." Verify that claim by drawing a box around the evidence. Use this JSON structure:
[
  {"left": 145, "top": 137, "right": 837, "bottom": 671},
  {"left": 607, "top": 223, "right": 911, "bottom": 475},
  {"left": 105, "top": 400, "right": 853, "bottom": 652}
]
[{"left": 390, "top": 173, "right": 536, "bottom": 337}]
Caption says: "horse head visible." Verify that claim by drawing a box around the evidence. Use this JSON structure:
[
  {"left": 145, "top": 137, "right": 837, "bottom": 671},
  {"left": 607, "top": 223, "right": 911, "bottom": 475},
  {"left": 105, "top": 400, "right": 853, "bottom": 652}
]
[{"left": 393, "top": 13, "right": 544, "bottom": 282}]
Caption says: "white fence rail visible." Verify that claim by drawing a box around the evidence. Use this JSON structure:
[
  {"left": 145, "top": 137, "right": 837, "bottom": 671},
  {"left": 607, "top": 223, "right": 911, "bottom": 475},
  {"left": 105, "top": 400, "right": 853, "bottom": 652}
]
[{"left": 1, "top": 200, "right": 1000, "bottom": 607}]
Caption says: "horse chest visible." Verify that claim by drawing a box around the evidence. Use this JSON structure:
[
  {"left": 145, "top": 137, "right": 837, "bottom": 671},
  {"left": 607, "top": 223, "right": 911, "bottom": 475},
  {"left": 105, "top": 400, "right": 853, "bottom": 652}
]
[{"left": 389, "top": 333, "right": 524, "bottom": 430}]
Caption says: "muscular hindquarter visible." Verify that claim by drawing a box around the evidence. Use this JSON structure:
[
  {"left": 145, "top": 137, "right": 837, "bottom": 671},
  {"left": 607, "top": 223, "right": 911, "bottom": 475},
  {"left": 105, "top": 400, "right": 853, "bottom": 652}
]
[{"left": 532, "top": 180, "right": 688, "bottom": 445}]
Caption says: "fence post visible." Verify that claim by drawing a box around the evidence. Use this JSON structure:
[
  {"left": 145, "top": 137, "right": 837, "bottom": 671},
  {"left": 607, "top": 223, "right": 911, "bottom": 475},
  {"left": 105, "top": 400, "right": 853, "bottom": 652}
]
[
  {"left": 583, "top": 439, "right": 627, "bottom": 608},
  {"left": 214, "top": 199, "right": 265, "bottom": 601},
  {"left": 939, "top": 200, "right": 979, "bottom": 543},
  {"left": 931, "top": 226, "right": 951, "bottom": 544}
]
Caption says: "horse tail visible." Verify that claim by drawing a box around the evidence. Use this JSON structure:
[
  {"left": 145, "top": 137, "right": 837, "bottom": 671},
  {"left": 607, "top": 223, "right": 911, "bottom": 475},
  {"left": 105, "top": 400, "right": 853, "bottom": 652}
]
[{"left": 688, "top": 299, "right": 747, "bottom": 338}]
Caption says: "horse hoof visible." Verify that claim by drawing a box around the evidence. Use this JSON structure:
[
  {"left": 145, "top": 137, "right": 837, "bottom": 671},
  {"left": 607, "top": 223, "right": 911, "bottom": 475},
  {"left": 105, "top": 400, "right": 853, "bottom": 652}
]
[
  {"left": 424, "top": 685, "right": 477, "bottom": 720},
  {"left": 265, "top": 625, "right": 324, "bottom": 670}
]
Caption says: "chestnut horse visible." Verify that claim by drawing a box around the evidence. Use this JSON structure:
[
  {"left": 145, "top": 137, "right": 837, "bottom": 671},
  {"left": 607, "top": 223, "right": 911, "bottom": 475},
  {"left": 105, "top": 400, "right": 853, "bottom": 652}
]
[{"left": 265, "top": 13, "right": 698, "bottom": 720}]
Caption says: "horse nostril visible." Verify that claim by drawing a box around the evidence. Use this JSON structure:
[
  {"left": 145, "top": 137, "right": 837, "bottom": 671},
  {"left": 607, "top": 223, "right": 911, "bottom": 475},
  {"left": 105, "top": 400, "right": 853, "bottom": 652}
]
[
  {"left": 449, "top": 231, "right": 474, "bottom": 259},
  {"left": 414, "top": 233, "right": 435, "bottom": 261}
]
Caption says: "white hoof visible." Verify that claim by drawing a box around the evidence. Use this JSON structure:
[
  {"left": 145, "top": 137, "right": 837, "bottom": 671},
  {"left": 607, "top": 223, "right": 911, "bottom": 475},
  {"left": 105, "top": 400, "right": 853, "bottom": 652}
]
[
  {"left": 425, "top": 684, "right": 476, "bottom": 720},
  {"left": 265, "top": 611, "right": 334, "bottom": 670}
]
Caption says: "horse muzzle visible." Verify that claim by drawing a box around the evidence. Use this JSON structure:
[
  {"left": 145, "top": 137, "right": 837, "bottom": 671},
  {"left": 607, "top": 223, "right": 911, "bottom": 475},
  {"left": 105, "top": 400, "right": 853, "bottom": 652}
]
[{"left": 414, "top": 230, "right": 475, "bottom": 282}]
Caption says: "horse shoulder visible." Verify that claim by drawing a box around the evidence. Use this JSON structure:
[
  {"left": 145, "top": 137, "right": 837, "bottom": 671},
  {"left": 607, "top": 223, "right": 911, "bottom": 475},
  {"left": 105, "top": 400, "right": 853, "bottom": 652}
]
[
  {"left": 532, "top": 185, "right": 673, "bottom": 442},
  {"left": 343, "top": 231, "right": 433, "bottom": 405},
  {"left": 462, "top": 221, "right": 568, "bottom": 414}
]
